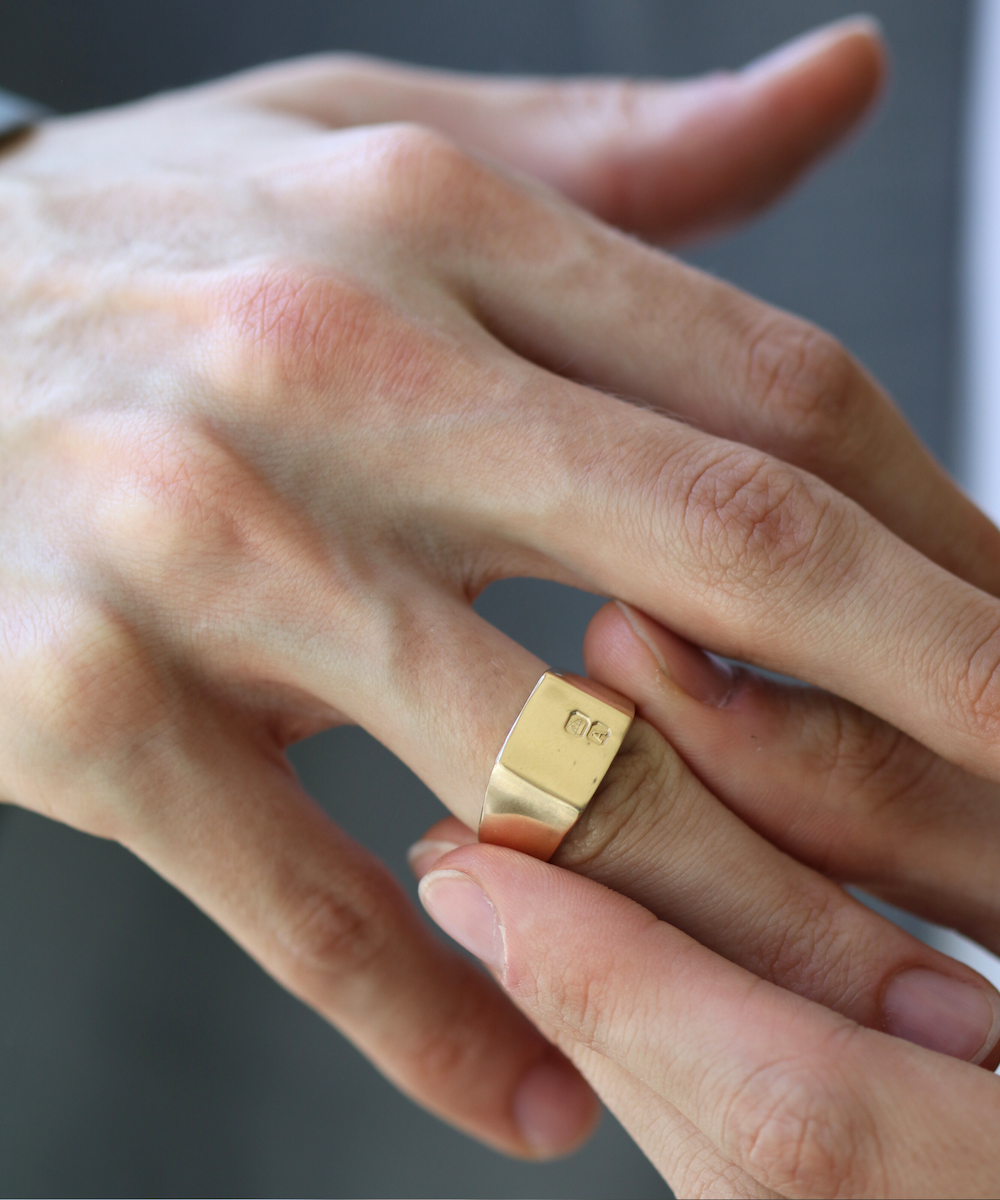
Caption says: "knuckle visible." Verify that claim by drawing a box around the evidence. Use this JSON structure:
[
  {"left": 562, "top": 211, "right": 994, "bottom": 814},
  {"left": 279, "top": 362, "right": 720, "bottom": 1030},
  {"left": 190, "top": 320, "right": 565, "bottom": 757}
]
[
  {"left": 564, "top": 79, "right": 649, "bottom": 225},
  {"left": 398, "top": 978, "right": 528, "bottom": 1102},
  {"left": 820, "top": 700, "right": 940, "bottom": 825},
  {"left": 742, "top": 316, "right": 859, "bottom": 447},
  {"left": 752, "top": 885, "right": 869, "bottom": 1014},
  {"left": 212, "top": 260, "right": 392, "bottom": 393},
  {"left": 675, "top": 446, "right": 856, "bottom": 594},
  {"left": 401, "top": 1001, "right": 483, "bottom": 1094},
  {"left": 1, "top": 598, "right": 171, "bottom": 832},
  {"left": 211, "top": 259, "right": 449, "bottom": 416},
  {"left": 515, "top": 941, "right": 634, "bottom": 1055},
  {"left": 945, "top": 619, "right": 1000, "bottom": 742},
  {"left": 274, "top": 877, "right": 395, "bottom": 986},
  {"left": 560, "top": 77, "right": 645, "bottom": 132},
  {"left": 723, "top": 1039, "right": 885, "bottom": 1197},
  {"left": 354, "top": 121, "right": 480, "bottom": 231},
  {"left": 9, "top": 606, "right": 152, "bottom": 753},
  {"left": 101, "top": 418, "right": 275, "bottom": 574},
  {"left": 572, "top": 78, "right": 645, "bottom": 162},
  {"left": 85, "top": 415, "right": 336, "bottom": 638},
  {"left": 811, "top": 696, "right": 899, "bottom": 782},
  {"left": 604, "top": 78, "right": 645, "bottom": 132}
]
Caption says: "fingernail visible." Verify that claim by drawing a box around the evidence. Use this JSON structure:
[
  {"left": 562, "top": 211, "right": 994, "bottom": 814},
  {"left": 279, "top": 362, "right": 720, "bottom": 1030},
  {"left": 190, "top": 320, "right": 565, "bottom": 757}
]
[
  {"left": 881, "top": 969, "right": 1000, "bottom": 1064},
  {"left": 513, "top": 1057, "right": 599, "bottom": 1157},
  {"left": 419, "top": 870, "right": 505, "bottom": 972},
  {"left": 616, "top": 601, "right": 733, "bottom": 706},
  {"left": 407, "top": 839, "right": 460, "bottom": 879}
]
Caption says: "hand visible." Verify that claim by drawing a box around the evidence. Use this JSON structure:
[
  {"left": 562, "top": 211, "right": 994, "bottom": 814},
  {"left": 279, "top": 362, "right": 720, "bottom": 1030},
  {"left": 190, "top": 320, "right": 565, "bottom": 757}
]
[
  {"left": 418, "top": 838, "right": 1000, "bottom": 1197},
  {"left": 4, "top": 17, "right": 993, "bottom": 1157},
  {"left": 415, "top": 598, "right": 1000, "bottom": 1189}
]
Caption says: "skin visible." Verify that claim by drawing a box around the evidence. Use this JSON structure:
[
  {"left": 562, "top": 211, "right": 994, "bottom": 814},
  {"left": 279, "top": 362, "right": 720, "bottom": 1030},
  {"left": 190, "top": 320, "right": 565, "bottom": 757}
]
[
  {"left": 418, "top": 830, "right": 1000, "bottom": 1199},
  {"left": 4, "top": 16, "right": 1000, "bottom": 1160},
  {"left": 582, "top": 601, "right": 1000, "bottom": 952},
  {"left": 415, "top": 600, "right": 1000, "bottom": 1189}
]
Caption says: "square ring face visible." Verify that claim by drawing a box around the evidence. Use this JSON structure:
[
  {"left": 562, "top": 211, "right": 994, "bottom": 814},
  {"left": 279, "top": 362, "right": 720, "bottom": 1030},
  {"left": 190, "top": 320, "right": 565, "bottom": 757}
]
[{"left": 497, "top": 673, "right": 633, "bottom": 814}]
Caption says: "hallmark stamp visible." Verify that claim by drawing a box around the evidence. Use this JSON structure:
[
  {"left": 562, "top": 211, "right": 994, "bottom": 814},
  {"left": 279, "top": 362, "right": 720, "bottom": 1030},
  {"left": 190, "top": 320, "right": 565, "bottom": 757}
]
[
  {"left": 564, "top": 711, "right": 591, "bottom": 738},
  {"left": 587, "top": 721, "right": 611, "bottom": 746}
]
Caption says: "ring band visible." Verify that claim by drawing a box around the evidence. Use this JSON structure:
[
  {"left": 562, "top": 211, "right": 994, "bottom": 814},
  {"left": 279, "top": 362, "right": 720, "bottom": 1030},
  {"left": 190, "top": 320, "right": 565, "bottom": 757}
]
[{"left": 479, "top": 670, "right": 635, "bottom": 861}]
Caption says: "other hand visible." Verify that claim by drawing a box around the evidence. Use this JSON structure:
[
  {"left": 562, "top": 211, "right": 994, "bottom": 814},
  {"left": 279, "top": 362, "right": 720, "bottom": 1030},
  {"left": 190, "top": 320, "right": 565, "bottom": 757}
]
[{"left": 418, "top": 821, "right": 1000, "bottom": 1196}]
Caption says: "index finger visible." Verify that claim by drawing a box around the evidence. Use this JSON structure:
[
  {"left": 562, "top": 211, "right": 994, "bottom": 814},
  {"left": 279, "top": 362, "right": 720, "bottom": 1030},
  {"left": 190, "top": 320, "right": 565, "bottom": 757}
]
[
  {"left": 225, "top": 19, "right": 884, "bottom": 239},
  {"left": 421, "top": 846, "right": 1000, "bottom": 1198}
]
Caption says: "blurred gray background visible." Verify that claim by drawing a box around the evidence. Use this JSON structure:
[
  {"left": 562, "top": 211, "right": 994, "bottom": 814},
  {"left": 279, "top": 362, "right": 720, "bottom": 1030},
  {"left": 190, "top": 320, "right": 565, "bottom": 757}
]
[{"left": 0, "top": 2, "right": 970, "bottom": 1197}]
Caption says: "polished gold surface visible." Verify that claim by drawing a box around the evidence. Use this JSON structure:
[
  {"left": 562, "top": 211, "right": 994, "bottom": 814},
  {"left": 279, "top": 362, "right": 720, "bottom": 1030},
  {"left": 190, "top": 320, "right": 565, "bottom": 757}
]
[{"left": 479, "top": 670, "right": 634, "bottom": 860}]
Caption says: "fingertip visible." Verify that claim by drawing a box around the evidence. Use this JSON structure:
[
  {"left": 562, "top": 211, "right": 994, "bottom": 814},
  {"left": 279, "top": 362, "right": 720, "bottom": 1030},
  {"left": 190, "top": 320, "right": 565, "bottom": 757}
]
[
  {"left": 408, "top": 838, "right": 464, "bottom": 879},
  {"left": 824, "top": 17, "right": 890, "bottom": 112},
  {"left": 585, "top": 601, "right": 733, "bottom": 709},
  {"left": 734, "top": 15, "right": 888, "bottom": 175},
  {"left": 581, "top": 600, "right": 630, "bottom": 673},
  {"left": 979, "top": 1032, "right": 1000, "bottom": 1073},
  {"left": 619, "top": 15, "right": 889, "bottom": 238},
  {"left": 880, "top": 968, "right": 1000, "bottom": 1069},
  {"left": 584, "top": 598, "right": 670, "bottom": 676},
  {"left": 408, "top": 816, "right": 477, "bottom": 879},
  {"left": 512, "top": 1054, "right": 601, "bottom": 1158},
  {"left": 583, "top": 600, "right": 670, "bottom": 699},
  {"left": 744, "top": 15, "right": 888, "bottom": 98}
]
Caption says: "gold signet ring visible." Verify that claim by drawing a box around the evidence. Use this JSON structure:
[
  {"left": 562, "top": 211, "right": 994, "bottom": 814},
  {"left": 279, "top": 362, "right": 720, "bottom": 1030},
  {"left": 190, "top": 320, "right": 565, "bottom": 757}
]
[{"left": 479, "top": 670, "right": 635, "bottom": 861}]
